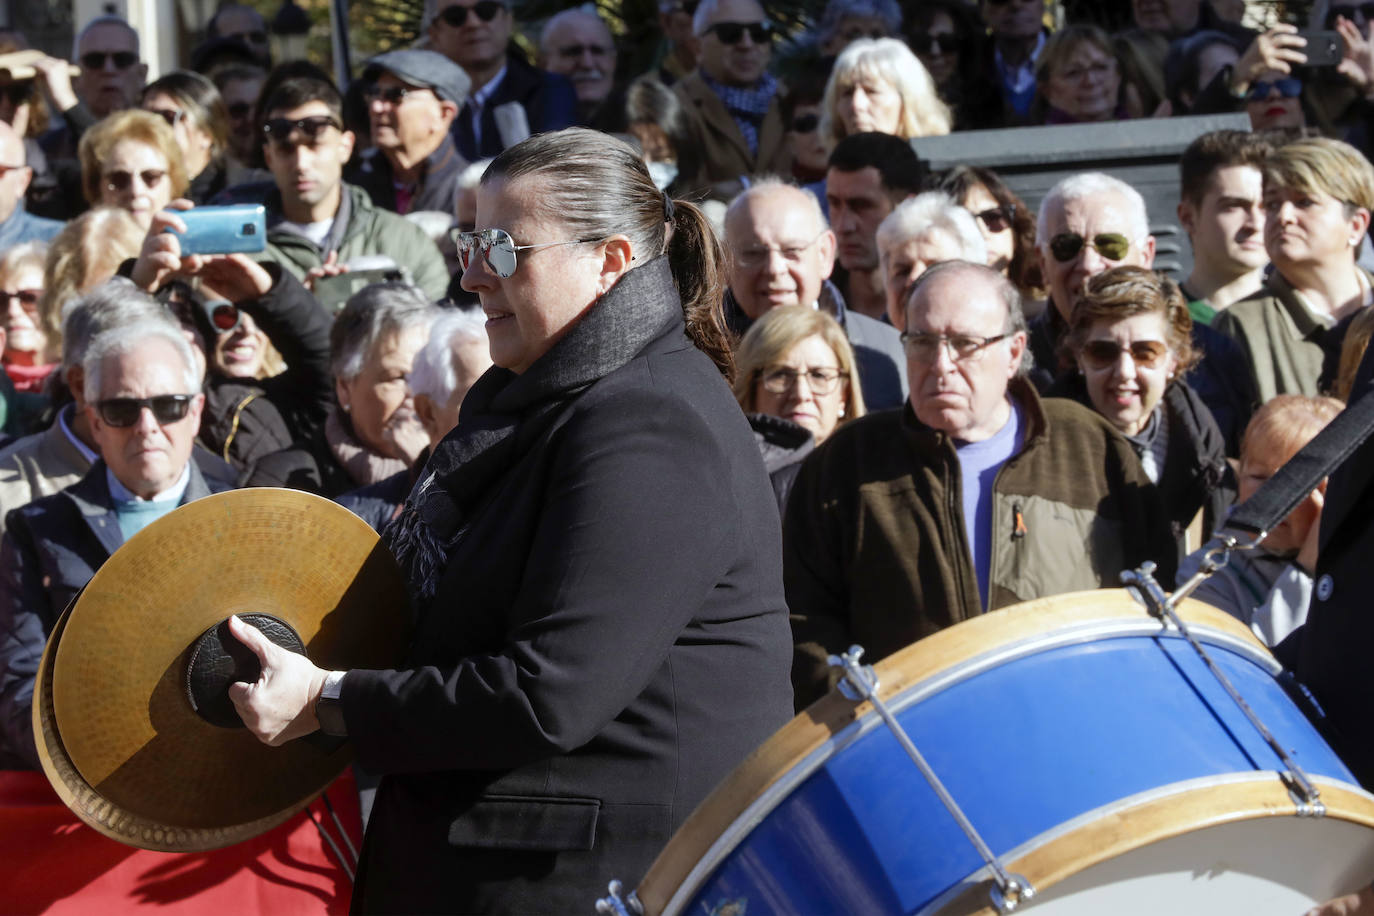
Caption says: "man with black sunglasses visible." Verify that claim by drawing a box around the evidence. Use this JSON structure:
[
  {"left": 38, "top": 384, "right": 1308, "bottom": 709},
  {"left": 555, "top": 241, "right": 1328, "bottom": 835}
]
[
  {"left": 215, "top": 76, "right": 449, "bottom": 311},
  {"left": 0, "top": 307, "right": 233, "bottom": 771},
  {"left": 674, "top": 0, "right": 790, "bottom": 200},
  {"left": 28, "top": 16, "right": 146, "bottom": 219},
  {"left": 424, "top": 0, "right": 577, "bottom": 160}
]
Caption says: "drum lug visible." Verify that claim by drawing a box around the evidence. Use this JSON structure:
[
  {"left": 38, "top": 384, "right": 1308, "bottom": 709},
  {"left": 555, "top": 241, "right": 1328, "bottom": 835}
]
[
  {"left": 594, "top": 879, "right": 643, "bottom": 916},
  {"left": 828, "top": 645, "right": 1037, "bottom": 913}
]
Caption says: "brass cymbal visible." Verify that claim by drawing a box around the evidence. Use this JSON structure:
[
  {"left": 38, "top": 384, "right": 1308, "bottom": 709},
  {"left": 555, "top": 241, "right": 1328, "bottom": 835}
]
[{"left": 35, "top": 488, "right": 408, "bottom": 851}]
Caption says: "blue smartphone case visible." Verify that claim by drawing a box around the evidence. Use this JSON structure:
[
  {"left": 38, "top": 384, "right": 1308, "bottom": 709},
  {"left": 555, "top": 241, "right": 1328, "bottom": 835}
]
[{"left": 170, "top": 205, "right": 268, "bottom": 255}]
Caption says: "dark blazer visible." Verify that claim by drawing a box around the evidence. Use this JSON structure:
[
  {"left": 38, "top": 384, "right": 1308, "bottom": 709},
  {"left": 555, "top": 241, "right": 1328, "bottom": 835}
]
[
  {"left": 0, "top": 461, "right": 228, "bottom": 769},
  {"left": 453, "top": 53, "right": 578, "bottom": 161},
  {"left": 340, "top": 264, "right": 795, "bottom": 913}
]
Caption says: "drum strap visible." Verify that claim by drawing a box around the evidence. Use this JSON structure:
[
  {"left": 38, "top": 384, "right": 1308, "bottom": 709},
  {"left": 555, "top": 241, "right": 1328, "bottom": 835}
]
[{"left": 1219, "top": 378, "right": 1374, "bottom": 542}]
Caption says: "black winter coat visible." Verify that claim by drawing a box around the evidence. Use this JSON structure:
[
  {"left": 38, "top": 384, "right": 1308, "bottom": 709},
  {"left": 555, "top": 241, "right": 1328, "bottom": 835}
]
[{"left": 340, "top": 259, "right": 795, "bottom": 913}]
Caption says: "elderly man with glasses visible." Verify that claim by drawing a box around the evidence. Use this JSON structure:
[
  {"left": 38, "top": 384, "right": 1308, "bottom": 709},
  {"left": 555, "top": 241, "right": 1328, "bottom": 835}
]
[
  {"left": 674, "top": 0, "right": 790, "bottom": 200},
  {"left": 349, "top": 49, "right": 471, "bottom": 216},
  {"left": 0, "top": 121, "right": 61, "bottom": 249},
  {"left": 0, "top": 290, "right": 232, "bottom": 769},
  {"left": 784, "top": 259, "right": 1172, "bottom": 709}
]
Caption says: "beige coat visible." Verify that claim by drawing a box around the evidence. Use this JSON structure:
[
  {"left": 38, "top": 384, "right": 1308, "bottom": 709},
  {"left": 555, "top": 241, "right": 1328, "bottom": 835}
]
[{"left": 0, "top": 416, "right": 90, "bottom": 535}]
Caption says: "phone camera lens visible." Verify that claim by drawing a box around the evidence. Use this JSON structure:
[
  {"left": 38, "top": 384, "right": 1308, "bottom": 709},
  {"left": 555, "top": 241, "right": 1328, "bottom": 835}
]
[{"left": 242, "top": 223, "right": 257, "bottom": 235}]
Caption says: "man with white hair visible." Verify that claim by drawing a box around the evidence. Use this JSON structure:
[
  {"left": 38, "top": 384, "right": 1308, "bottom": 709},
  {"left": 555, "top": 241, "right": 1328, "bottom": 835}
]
[
  {"left": 723, "top": 179, "right": 907, "bottom": 408},
  {"left": 784, "top": 260, "right": 1171, "bottom": 707},
  {"left": 425, "top": 0, "right": 578, "bottom": 160},
  {"left": 877, "top": 191, "right": 988, "bottom": 330},
  {"left": 538, "top": 8, "right": 621, "bottom": 128},
  {"left": 0, "top": 121, "right": 61, "bottom": 249},
  {"left": 1033, "top": 171, "right": 1156, "bottom": 374},
  {"left": 674, "top": 0, "right": 790, "bottom": 198},
  {"left": 0, "top": 307, "right": 231, "bottom": 769},
  {"left": 1035, "top": 169, "right": 1254, "bottom": 450},
  {"left": 338, "top": 308, "right": 492, "bottom": 531}
]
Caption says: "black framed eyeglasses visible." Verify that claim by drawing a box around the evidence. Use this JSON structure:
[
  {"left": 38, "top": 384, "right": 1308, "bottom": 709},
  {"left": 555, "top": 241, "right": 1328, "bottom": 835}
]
[
  {"left": 1048, "top": 232, "right": 1131, "bottom": 263},
  {"left": 973, "top": 205, "right": 1015, "bottom": 233},
  {"left": 436, "top": 1, "right": 506, "bottom": 28},
  {"left": 452, "top": 227, "right": 601, "bottom": 278},
  {"left": 901, "top": 331, "right": 1010, "bottom": 363},
  {"left": 758, "top": 367, "right": 843, "bottom": 395},
  {"left": 80, "top": 50, "right": 139, "bottom": 71},
  {"left": 363, "top": 83, "right": 431, "bottom": 105},
  {"left": 1080, "top": 339, "right": 1170, "bottom": 370},
  {"left": 95, "top": 394, "right": 196, "bottom": 427},
  {"left": 705, "top": 20, "right": 774, "bottom": 45},
  {"left": 262, "top": 115, "right": 343, "bottom": 150}
]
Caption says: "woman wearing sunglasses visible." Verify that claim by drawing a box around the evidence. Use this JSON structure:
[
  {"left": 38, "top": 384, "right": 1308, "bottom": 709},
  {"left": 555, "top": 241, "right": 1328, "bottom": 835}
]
[
  {"left": 225, "top": 127, "right": 793, "bottom": 913},
  {"left": 1051, "top": 266, "right": 1230, "bottom": 552},
  {"left": 140, "top": 71, "right": 231, "bottom": 205},
  {"left": 819, "top": 37, "right": 951, "bottom": 150},
  {"left": 0, "top": 241, "right": 55, "bottom": 395},
  {"left": 936, "top": 165, "right": 1045, "bottom": 311},
  {"left": 903, "top": 0, "right": 1000, "bottom": 131},
  {"left": 1213, "top": 136, "right": 1374, "bottom": 404},
  {"left": 76, "top": 109, "right": 186, "bottom": 230}
]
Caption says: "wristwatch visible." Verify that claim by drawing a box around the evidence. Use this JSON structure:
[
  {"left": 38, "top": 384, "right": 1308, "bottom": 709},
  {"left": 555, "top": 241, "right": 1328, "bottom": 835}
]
[{"left": 314, "top": 670, "right": 348, "bottom": 737}]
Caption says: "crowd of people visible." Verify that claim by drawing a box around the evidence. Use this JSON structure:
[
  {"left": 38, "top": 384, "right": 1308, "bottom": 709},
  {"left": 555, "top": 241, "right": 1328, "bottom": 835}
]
[{"left": 2, "top": 0, "right": 1374, "bottom": 911}]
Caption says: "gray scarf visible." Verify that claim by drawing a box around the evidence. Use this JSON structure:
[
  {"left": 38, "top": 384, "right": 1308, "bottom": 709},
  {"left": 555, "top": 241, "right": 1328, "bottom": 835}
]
[{"left": 384, "top": 256, "right": 684, "bottom": 613}]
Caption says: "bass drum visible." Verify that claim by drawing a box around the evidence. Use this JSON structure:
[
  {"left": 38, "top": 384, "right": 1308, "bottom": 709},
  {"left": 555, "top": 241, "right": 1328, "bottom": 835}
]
[{"left": 628, "top": 590, "right": 1374, "bottom": 915}]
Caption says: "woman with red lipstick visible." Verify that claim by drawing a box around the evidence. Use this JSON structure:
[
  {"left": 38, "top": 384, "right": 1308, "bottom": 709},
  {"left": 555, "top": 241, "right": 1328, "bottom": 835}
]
[{"left": 1050, "top": 266, "right": 1230, "bottom": 552}]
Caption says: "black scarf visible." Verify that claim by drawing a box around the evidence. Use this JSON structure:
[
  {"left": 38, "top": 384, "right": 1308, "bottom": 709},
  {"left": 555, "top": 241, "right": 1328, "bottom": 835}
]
[{"left": 384, "top": 256, "right": 684, "bottom": 613}]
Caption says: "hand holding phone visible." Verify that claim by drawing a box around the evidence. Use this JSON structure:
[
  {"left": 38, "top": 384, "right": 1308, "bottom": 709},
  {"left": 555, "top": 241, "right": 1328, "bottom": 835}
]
[{"left": 165, "top": 204, "right": 268, "bottom": 256}]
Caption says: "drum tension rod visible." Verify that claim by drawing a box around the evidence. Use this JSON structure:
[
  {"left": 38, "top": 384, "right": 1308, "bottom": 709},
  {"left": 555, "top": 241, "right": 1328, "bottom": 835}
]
[
  {"left": 829, "top": 646, "right": 1036, "bottom": 914},
  {"left": 1123, "top": 562, "right": 1325, "bottom": 817}
]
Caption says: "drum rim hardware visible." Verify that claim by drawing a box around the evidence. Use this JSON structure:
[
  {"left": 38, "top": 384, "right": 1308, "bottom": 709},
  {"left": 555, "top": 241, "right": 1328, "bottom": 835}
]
[
  {"left": 1122, "top": 561, "right": 1325, "bottom": 817},
  {"left": 830, "top": 644, "right": 1036, "bottom": 914}
]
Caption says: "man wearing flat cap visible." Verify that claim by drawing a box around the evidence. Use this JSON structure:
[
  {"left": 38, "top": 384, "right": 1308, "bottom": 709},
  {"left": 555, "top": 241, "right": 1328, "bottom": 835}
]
[{"left": 349, "top": 49, "right": 471, "bottom": 216}]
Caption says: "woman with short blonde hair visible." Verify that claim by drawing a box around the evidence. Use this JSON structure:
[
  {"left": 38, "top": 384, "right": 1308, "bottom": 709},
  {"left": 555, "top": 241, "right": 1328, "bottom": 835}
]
[
  {"left": 77, "top": 109, "right": 188, "bottom": 227},
  {"left": 820, "top": 37, "right": 951, "bottom": 149}
]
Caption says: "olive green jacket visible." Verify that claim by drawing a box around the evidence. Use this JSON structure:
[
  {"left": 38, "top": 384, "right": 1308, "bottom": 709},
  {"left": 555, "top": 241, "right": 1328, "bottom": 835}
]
[
  {"left": 1212, "top": 269, "right": 1374, "bottom": 404},
  {"left": 783, "top": 379, "right": 1174, "bottom": 708}
]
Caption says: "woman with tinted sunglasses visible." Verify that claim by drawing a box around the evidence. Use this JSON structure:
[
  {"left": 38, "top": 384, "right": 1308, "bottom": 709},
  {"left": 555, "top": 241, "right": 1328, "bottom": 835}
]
[
  {"left": 140, "top": 71, "right": 231, "bottom": 204},
  {"left": 226, "top": 128, "right": 793, "bottom": 913},
  {"left": 903, "top": 0, "right": 1001, "bottom": 131},
  {"left": 0, "top": 241, "right": 56, "bottom": 396},
  {"left": 1050, "top": 266, "right": 1231, "bottom": 553},
  {"left": 936, "top": 164, "right": 1046, "bottom": 310},
  {"left": 76, "top": 110, "right": 187, "bottom": 230}
]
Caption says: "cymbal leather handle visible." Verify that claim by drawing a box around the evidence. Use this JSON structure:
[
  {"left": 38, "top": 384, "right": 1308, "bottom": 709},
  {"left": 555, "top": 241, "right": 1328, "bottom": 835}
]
[{"left": 185, "top": 615, "right": 306, "bottom": 729}]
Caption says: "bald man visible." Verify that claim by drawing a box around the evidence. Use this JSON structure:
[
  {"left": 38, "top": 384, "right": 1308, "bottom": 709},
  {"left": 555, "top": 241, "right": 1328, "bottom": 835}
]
[
  {"left": 0, "top": 121, "right": 61, "bottom": 249},
  {"left": 539, "top": 8, "right": 619, "bottom": 127},
  {"left": 723, "top": 179, "right": 907, "bottom": 409}
]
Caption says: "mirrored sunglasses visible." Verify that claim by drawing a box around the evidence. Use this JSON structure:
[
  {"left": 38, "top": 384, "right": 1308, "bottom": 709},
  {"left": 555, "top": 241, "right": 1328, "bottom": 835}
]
[
  {"left": 1080, "top": 339, "right": 1170, "bottom": 370},
  {"left": 1049, "top": 232, "right": 1131, "bottom": 263},
  {"left": 1246, "top": 78, "right": 1303, "bottom": 101},
  {"left": 80, "top": 50, "right": 139, "bottom": 71},
  {"left": 706, "top": 20, "right": 774, "bottom": 45},
  {"left": 437, "top": 1, "right": 506, "bottom": 28},
  {"left": 205, "top": 299, "right": 241, "bottom": 333},
  {"left": 262, "top": 115, "right": 342, "bottom": 149},
  {"left": 95, "top": 394, "right": 195, "bottom": 427},
  {"left": 451, "top": 227, "right": 599, "bottom": 278}
]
